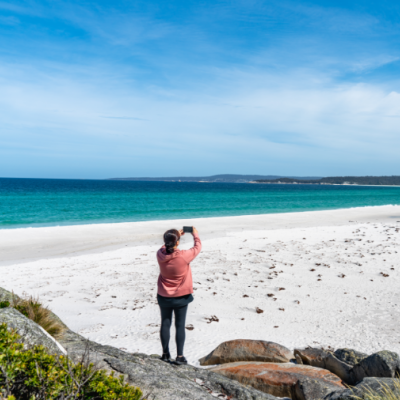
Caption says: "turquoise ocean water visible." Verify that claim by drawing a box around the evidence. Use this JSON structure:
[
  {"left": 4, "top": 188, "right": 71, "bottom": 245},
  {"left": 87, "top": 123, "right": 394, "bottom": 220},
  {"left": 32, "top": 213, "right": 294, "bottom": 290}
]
[{"left": 1, "top": 178, "right": 400, "bottom": 229}]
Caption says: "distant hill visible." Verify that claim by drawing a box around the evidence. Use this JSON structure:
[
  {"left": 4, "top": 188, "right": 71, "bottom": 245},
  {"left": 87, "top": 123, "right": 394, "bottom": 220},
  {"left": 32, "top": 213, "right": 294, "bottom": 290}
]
[
  {"left": 109, "top": 174, "right": 322, "bottom": 183},
  {"left": 254, "top": 176, "right": 400, "bottom": 186}
]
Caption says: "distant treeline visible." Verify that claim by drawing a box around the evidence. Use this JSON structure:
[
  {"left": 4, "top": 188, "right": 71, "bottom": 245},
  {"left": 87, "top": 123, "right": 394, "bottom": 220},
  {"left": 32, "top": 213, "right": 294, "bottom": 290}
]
[{"left": 254, "top": 176, "right": 400, "bottom": 186}]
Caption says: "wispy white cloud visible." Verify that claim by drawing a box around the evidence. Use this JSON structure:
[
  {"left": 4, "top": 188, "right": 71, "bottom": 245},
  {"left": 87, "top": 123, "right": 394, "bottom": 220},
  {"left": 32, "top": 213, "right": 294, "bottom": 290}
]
[
  {"left": 1, "top": 0, "right": 400, "bottom": 177},
  {"left": 1, "top": 59, "right": 400, "bottom": 176}
]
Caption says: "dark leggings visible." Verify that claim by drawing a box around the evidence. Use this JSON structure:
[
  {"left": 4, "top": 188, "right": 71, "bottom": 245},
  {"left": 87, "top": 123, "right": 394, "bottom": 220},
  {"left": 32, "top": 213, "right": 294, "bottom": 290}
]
[{"left": 159, "top": 305, "right": 188, "bottom": 356}]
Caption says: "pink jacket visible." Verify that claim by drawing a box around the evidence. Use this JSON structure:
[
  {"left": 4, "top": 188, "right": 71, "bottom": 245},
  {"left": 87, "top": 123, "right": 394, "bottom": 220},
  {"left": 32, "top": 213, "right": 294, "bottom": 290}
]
[{"left": 157, "top": 232, "right": 202, "bottom": 297}]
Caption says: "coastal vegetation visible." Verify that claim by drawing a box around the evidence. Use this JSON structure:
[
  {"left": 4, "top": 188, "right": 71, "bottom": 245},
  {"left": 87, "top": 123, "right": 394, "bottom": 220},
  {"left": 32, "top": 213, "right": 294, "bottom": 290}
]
[
  {"left": 355, "top": 378, "right": 400, "bottom": 400},
  {"left": 0, "top": 294, "right": 65, "bottom": 339},
  {"left": 0, "top": 323, "right": 143, "bottom": 400},
  {"left": 254, "top": 176, "right": 400, "bottom": 186}
]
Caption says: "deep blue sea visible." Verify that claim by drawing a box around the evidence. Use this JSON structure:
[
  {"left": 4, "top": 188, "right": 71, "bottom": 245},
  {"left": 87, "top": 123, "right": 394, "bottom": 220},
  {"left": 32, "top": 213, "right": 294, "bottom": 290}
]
[{"left": 1, "top": 178, "right": 400, "bottom": 229}]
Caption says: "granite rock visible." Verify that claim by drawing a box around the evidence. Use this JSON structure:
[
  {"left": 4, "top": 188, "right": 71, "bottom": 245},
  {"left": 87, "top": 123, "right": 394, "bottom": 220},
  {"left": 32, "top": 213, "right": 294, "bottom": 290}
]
[
  {"left": 0, "top": 287, "right": 16, "bottom": 303},
  {"left": 0, "top": 307, "right": 66, "bottom": 355},
  {"left": 333, "top": 349, "right": 368, "bottom": 367},
  {"left": 294, "top": 348, "right": 352, "bottom": 383},
  {"left": 200, "top": 340, "right": 294, "bottom": 366},
  {"left": 210, "top": 361, "right": 345, "bottom": 400},
  {"left": 60, "top": 330, "right": 279, "bottom": 400},
  {"left": 350, "top": 350, "right": 400, "bottom": 384}
]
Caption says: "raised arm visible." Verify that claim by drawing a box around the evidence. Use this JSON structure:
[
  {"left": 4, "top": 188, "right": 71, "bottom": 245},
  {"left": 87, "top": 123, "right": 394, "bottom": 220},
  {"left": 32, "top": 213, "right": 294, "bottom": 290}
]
[{"left": 181, "top": 227, "right": 202, "bottom": 264}]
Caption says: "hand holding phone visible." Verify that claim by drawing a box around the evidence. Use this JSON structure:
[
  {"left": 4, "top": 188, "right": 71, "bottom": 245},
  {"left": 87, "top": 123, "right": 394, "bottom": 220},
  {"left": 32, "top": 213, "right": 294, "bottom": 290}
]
[{"left": 183, "top": 226, "right": 198, "bottom": 235}]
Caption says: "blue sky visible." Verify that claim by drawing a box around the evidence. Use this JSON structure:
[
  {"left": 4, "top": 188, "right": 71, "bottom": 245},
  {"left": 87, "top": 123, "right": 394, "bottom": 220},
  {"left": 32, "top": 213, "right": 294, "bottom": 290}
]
[{"left": 1, "top": 0, "right": 400, "bottom": 178}]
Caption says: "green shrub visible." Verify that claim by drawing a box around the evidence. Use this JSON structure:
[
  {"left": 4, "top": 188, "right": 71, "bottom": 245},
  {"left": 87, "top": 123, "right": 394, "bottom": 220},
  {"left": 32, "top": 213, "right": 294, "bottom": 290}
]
[
  {"left": 0, "top": 294, "right": 65, "bottom": 339},
  {"left": 0, "top": 323, "right": 143, "bottom": 399},
  {"left": 0, "top": 301, "right": 10, "bottom": 309}
]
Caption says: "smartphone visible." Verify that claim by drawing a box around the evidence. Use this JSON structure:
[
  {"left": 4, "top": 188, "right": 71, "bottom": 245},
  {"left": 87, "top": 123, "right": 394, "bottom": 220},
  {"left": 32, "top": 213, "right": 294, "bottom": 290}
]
[{"left": 183, "top": 226, "right": 193, "bottom": 233}]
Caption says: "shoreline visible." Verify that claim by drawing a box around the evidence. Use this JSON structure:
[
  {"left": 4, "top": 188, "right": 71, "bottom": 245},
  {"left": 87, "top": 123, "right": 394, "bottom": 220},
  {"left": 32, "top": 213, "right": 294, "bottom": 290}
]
[
  {"left": 0, "top": 204, "right": 399, "bottom": 266},
  {"left": 1, "top": 202, "right": 399, "bottom": 232}
]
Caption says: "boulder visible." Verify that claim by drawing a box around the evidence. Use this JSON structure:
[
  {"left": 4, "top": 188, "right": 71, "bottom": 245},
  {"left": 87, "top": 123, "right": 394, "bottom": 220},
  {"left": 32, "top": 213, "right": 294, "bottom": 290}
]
[
  {"left": 294, "top": 348, "right": 352, "bottom": 383},
  {"left": 325, "top": 377, "right": 400, "bottom": 400},
  {"left": 294, "top": 348, "right": 332, "bottom": 369},
  {"left": 333, "top": 348, "right": 368, "bottom": 366},
  {"left": 0, "top": 307, "right": 66, "bottom": 355},
  {"left": 200, "top": 339, "right": 294, "bottom": 366},
  {"left": 350, "top": 350, "right": 400, "bottom": 384},
  {"left": 295, "top": 348, "right": 400, "bottom": 386},
  {"left": 210, "top": 362, "right": 345, "bottom": 400}
]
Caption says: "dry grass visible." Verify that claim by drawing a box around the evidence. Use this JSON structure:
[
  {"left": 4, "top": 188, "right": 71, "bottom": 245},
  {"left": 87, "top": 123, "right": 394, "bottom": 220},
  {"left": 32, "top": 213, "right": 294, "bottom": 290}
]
[
  {"left": 10, "top": 293, "right": 66, "bottom": 339},
  {"left": 353, "top": 378, "right": 400, "bottom": 400}
]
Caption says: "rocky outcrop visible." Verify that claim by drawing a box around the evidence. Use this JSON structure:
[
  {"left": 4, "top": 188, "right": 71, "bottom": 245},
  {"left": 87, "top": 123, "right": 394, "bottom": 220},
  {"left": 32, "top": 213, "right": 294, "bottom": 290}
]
[
  {"left": 59, "top": 329, "right": 278, "bottom": 400},
  {"left": 1, "top": 286, "right": 278, "bottom": 400},
  {"left": 200, "top": 340, "right": 294, "bottom": 366},
  {"left": 294, "top": 347, "right": 400, "bottom": 386},
  {"left": 325, "top": 377, "right": 400, "bottom": 400},
  {"left": 350, "top": 351, "right": 400, "bottom": 384},
  {"left": 210, "top": 362, "right": 345, "bottom": 400},
  {"left": 294, "top": 348, "right": 352, "bottom": 383},
  {"left": 0, "top": 307, "right": 66, "bottom": 355},
  {"left": 333, "top": 349, "right": 368, "bottom": 366}
]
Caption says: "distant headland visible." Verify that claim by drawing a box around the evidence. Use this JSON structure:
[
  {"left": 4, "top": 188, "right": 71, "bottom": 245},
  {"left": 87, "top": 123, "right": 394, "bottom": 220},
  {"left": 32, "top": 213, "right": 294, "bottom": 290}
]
[
  {"left": 109, "top": 174, "right": 400, "bottom": 185},
  {"left": 253, "top": 176, "right": 400, "bottom": 186}
]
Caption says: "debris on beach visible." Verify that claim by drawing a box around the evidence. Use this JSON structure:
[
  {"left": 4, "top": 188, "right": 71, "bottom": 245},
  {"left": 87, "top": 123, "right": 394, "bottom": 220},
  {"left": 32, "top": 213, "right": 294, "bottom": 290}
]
[
  {"left": 205, "top": 315, "right": 219, "bottom": 324},
  {"left": 185, "top": 324, "right": 194, "bottom": 330}
]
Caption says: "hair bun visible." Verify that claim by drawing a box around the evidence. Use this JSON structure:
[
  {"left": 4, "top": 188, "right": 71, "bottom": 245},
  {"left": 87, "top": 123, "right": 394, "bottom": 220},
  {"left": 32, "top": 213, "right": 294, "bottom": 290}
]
[{"left": 163, "top": 229, "right": 181, "bottom": 254}]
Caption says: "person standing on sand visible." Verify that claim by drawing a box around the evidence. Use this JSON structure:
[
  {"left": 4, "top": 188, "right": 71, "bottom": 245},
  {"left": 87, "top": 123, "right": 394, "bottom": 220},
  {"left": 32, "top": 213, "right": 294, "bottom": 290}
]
[{"left": 156, "top": 227, "right": 202, "bottom": 365}]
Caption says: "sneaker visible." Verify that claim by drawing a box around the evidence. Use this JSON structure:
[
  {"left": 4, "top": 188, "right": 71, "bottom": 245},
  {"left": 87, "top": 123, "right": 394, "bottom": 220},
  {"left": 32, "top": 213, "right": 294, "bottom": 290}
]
[
  {"left": 160, "top": 352, "right": 171, "bottom": 362},
  {"left": 174, "top": 356, "right": 188, "bottom": 365}
]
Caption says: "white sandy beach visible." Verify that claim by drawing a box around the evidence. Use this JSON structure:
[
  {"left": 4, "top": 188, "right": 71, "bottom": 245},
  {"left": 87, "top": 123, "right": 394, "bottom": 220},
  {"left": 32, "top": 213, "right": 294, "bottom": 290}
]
[{"left": 1, "top": 205, "right": 400, "bottom": 366}]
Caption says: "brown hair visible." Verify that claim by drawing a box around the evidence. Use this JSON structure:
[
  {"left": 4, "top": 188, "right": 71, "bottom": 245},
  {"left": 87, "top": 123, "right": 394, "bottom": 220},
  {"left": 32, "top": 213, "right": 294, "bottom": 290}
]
[{"left": 164, "top": 229, "right": 181, "bottom": 254}]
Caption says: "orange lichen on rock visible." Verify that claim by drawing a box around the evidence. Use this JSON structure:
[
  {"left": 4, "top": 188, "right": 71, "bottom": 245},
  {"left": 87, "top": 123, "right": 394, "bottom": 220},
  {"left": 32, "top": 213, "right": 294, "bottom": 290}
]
[{"left": 211, "top": 362, "right": 345, "bottom": 399}]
